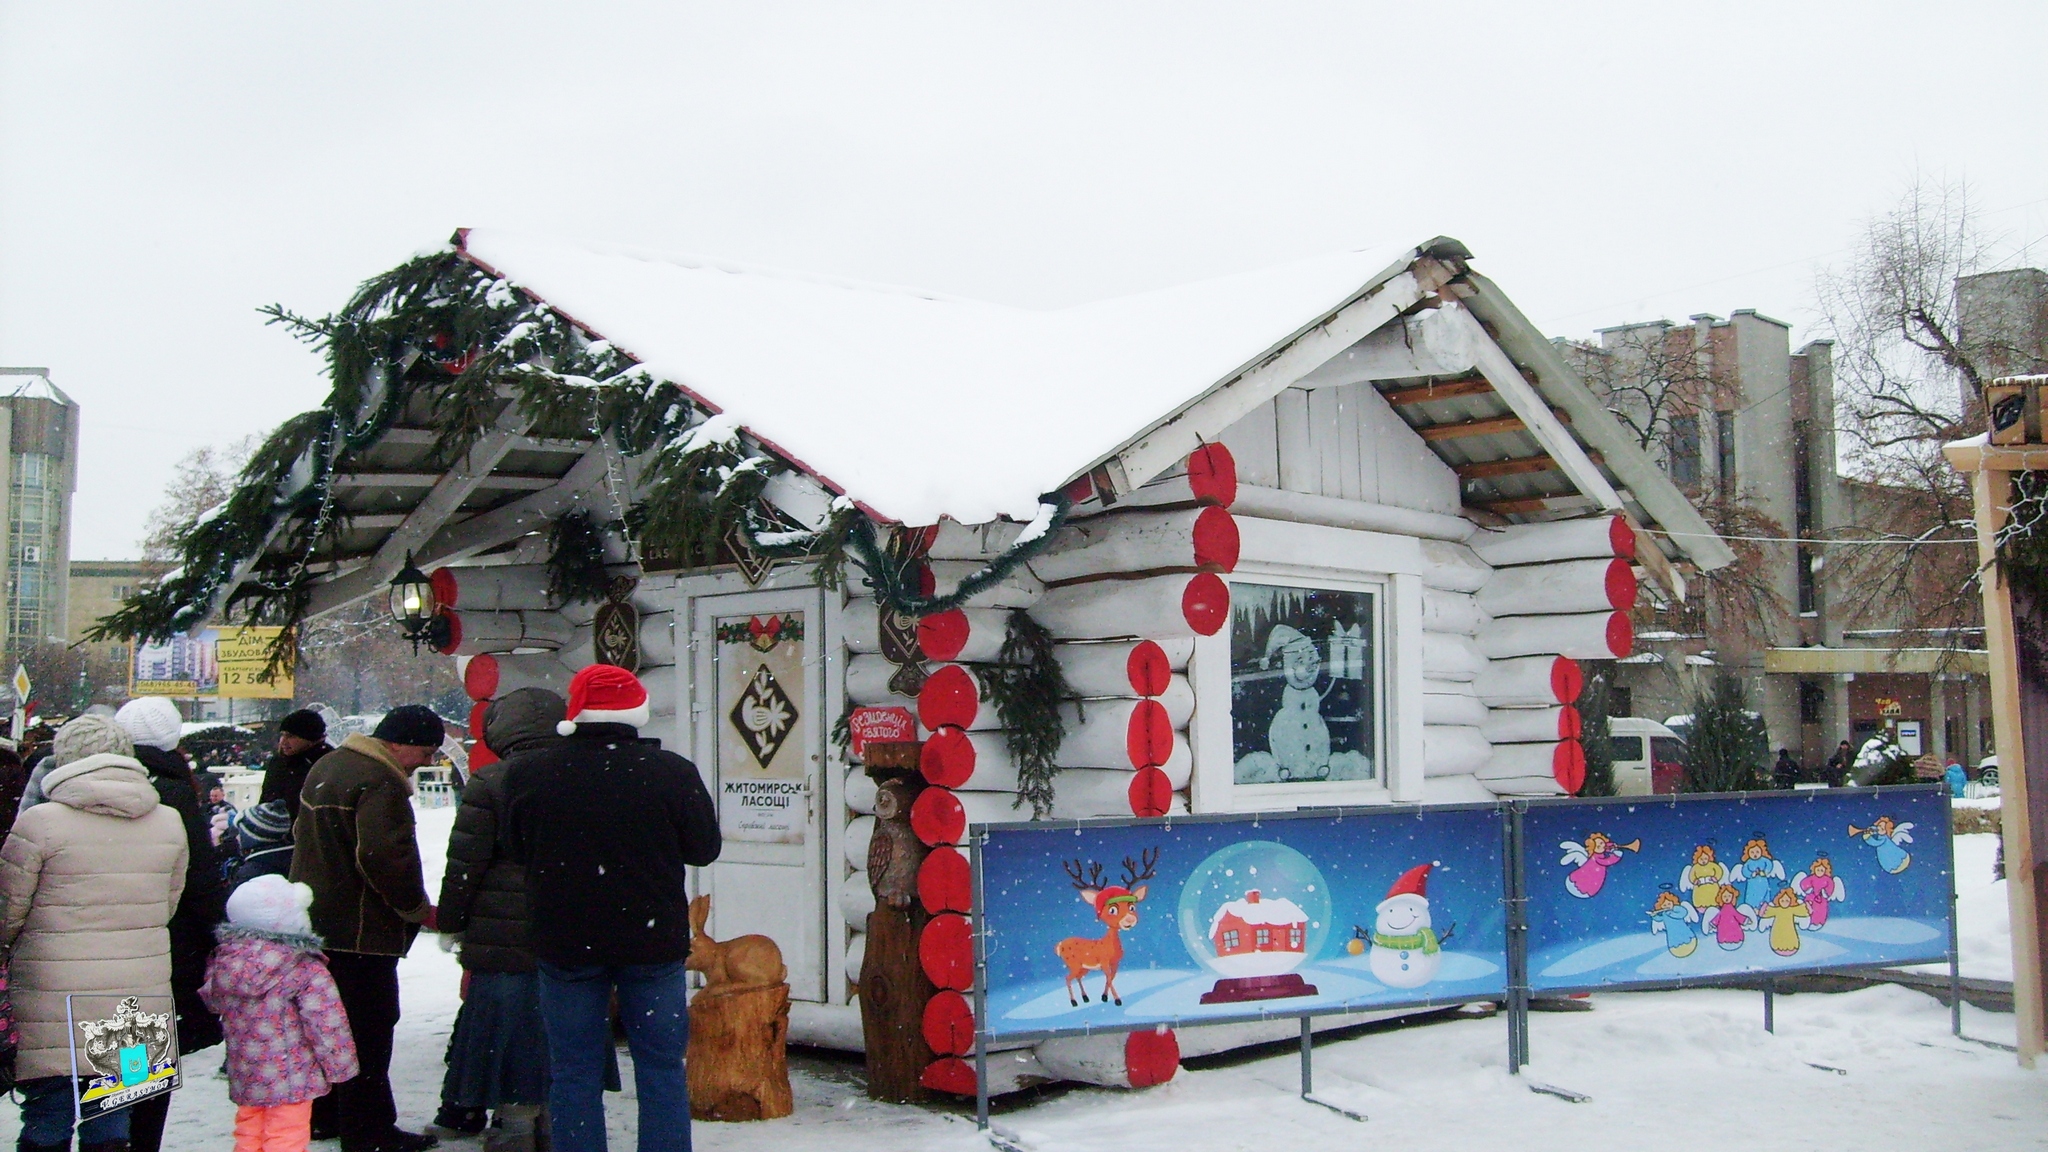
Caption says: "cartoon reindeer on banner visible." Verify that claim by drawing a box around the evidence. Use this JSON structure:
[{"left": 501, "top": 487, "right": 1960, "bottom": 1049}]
[{"left": 1055, "top": 848, "right": 1160, "bottom": 1007}]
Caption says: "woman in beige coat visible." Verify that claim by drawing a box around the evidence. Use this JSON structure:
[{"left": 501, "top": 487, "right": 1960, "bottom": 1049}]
[{"left": 0, "top": 715, "right": 189, "bottom": 1152}]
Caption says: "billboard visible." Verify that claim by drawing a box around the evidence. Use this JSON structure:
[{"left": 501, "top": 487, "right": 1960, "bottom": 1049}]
[
  {"left": 1521, "top": 785, "right": 1952, "bottom": 992},
  {"left": 975, "top": 805, "right": 1507, "bottom": 1040},
  {"left": 131, "top": 626, "right": 292, "bottom": 699}
]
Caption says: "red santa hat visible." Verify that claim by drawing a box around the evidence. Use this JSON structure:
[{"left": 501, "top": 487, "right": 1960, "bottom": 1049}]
[
  {"left": 1384, "top": 862, "right": 1433, "bottom": 902},
  {"left": 557, "top": 664, "right": 651, "bottom": 735}
]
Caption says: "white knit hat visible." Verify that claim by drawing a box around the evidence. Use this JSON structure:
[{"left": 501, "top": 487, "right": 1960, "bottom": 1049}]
[
  {"left": 115, "top": 697, "right": 184, "bottom": 752},
  {"left": 226, "top": 874, "right": 315, "bottom": 937},
  {"left": 54, "top": 714, "right": 135, "bottom": 767}
]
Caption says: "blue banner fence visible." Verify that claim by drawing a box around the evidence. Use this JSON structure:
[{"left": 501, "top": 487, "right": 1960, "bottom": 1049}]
[{"left": 967, "top": 784, "right": 1957, "bottom": 1125}]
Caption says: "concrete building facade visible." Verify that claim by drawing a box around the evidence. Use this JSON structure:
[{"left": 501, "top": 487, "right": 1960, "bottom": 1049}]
[
  {"left": 1566, "top": 311, "right": 1990, "bottom": 774},
  {"left": 0, "top": 369, "right": 80, "bottom": 671}
]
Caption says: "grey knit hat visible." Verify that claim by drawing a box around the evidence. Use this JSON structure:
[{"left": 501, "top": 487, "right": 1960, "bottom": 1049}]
[
  {"left": 238, "top": 798, "right": 294, "bottom": 840},
  {"left": 53, "top": 714, "right": 135, "bottom": 767}
]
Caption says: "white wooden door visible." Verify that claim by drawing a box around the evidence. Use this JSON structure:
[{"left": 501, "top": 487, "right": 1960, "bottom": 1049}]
[{"left": 692, "top": 586, "right": 827, "bottom": 1001}]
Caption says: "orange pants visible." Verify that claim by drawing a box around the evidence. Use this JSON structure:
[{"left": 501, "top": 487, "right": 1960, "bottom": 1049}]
[{"left": 233, "top": 1101, "right": 313, "bottom": 1152}]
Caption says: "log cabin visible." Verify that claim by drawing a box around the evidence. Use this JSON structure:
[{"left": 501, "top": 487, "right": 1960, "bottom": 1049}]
[{"left": 123, "top": 229, "right": 1733, "bottom": 1095}]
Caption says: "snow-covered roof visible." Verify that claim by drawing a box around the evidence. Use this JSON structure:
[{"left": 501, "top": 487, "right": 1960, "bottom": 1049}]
[
  {"left": 1206, "top": 891, "right": 1309, "bottom": 933},
  {"left": 460, "top": 229, "right": 1420, "bottom": 526}
]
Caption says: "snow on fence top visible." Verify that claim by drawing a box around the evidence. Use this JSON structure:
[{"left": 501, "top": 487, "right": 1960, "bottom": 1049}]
[{"left": 460, "top": 229, "right": 1421, "bottom": 527}]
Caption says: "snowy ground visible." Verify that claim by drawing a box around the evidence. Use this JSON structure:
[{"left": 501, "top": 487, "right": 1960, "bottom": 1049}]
[{"left": 5, "top": 812, "right": 2039, "bottom": 1152}]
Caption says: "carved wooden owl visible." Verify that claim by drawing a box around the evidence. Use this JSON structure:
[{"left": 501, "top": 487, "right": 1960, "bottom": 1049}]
[{"left": 868, "top": 778, "right": 924, "bottom": 909}]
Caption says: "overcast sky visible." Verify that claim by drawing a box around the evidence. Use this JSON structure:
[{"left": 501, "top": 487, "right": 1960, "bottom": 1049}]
[{"left": 3, "top": 2, "right": 2045, "bottom": 559}]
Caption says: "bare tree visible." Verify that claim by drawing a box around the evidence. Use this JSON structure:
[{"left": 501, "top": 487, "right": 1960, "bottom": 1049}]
[
  {"left": 139, "top": 437, "right": 260, "bottom": 562},
  {"left": 1816, "top": 178, "right": 1997, "bottom": 656},
  {"left": 293, "top": 599, "right": 466, "bottom": 719},
  {"left": 1561, "top": 323, "right": 1713, "bottom": 453}
]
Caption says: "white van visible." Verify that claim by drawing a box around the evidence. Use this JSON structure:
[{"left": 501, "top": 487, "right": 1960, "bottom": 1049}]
[{"left": 1608, "top": 717, "right": 1687, "bottom": 795}]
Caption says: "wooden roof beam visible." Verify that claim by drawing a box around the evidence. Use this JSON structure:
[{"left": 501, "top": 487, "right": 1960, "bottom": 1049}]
[
  {"left": 305, "top": 404, "right": 535, "bottom": 618},
  {"left": 1381, "top": 377, "right": 1492, "bottom": 407}
]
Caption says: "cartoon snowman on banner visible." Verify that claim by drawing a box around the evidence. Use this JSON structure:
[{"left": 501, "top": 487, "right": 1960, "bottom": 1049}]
[{"left": 1368, "top": 863, "right": 1446, "bottom": 988}]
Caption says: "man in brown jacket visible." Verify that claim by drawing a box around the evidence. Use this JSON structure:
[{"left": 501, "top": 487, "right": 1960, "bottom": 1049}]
[{"left": 292, "top": 705, "right": 444, "bottom": 1152}]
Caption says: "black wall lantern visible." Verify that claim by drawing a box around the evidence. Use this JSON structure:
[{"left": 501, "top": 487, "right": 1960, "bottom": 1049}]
[{"left": 388, "top": 552, "right": 448, "bottom": 654}]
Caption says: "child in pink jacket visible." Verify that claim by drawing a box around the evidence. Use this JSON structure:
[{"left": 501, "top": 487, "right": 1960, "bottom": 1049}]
[{"left": 201, "top": 875, "right": 359, "bottom": 1152}]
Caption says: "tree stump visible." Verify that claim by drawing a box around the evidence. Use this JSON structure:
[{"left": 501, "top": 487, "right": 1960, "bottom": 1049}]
[{"left": 687, "top": 982, "right": 793, "bottom": 1121}]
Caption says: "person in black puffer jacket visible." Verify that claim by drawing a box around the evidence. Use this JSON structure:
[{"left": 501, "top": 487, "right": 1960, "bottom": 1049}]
[
  {"left": 114, "top": 697, "right": 228, "bottom": 1152},
  {"left": 435, "top": 688, "right": 565, "bottom": 1150}
]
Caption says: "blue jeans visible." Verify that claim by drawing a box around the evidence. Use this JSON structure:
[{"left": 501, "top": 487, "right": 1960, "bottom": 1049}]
[
  {"left": 18, "top": 1075, "right": 132, "bottom": 1147},
  {"left": 537, "top": 961, "right": 691, "bottom": 1152}
]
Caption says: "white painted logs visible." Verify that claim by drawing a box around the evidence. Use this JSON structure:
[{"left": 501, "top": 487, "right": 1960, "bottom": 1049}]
[
  {"left": 921, "top": 728, "right": 1192, "bottom": 790},
  {"left": 1066, "top": 442, "right": 1237, "bottom": 518},
  {"left": 1475, "top": 742, "right": 1578, "bottom": 785},
  {"left": 845, "top": 932, "right": 867, "bottom": 982},
  {"left": 1481, "top": 705, "right": 1582, "bottom": 744},
  {"left": 1056, "top": 699, "right": 1192, "bottom": 764},
  {"left": 840, "top": 873, "right": 876, "bottom": 923},
  {"left": 1030, "top": 573, "right": 1229, "bottom": 639},
  {"left": 1421, "top": 589, "right": 1487, "bottom": 635},
  {"left": 1055, "top": 638, "right": 1193, "bottom": 698},
  {"left": 461, "top": 652, "right": 574, "bottom": 699},
  {"left": 636, "top": 611, "right": 678, "bottom": 667},
  {"left": 923, "top": 519, "right": 1027, "bottom": 561},
  {"left": 916, "top": 607, "right": 1015, "bottom": 663},
  {"left": 922, "top": 561, "right": 1044, "bottom": 609},
  {"left": 1422, "top": 690, "right": 1489, "bottom": 728},
  {"left": 433, "top": 564, "right": 553, "bottom": 612},
  {"left": 1475, "top": 655, "right": 1582, "bottom": 708},
  {"left": 1419, "top": 541, "right": 1489, "bottom": 593},
  {"left": 844, "top": 815, "right": 876, "bottom": 871},
  {"left": 445, "top": 609, "right": 576, "bottom": 655},
  {"left": 1476, "top": 611, "right": 1632, "bottom": 661},
  {"left": 638, "top": 665, "right": 679, "bottom": 717},
  {"left": 1477, "top": 558, "right": 1637, "bottom": 618},
  {"left": 1033, "top": 1033, "right": 1182, "bottom": 1089},
  {"left": 1423, "top": 726, "right": 1491, "bottom": 777},
  {"left": 1048, "top": 769, "right": 1190, "bottom": 820},
  {"left": 841, "top": 599, "right": 889, "bottom": 655},
  {"left": 845, "top": 769, "right": 879, "bottom": 815},
  {"left": 1421, "top": 633, "right": 1486, "bottom": 680},
  {"left": 1026, "top": 506, "right": 1239, "bottom": 585},
  {"left": 846, "top": 655, "right": 932, "bottom": 706},
  {"left": 1467, "top": 514, "right": 1634, "bottom": 568},
  {"left": 1421, "top": 774, "right": 1497, "bottom": 805}
]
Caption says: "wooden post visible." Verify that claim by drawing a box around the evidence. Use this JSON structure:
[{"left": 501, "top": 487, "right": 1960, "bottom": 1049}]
[
  {"left": 1962, "top": 460, "right": 2047, "bottom": 1064},
  {"left": 859, "top": 765, "right": 936, "bottom": 1101}
]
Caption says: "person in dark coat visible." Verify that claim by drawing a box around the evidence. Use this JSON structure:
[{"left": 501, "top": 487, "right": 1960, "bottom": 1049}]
[
  {"left": 1771, "top": 748, "right": 1801, "bottom": 790},
  {"left": 1825, "top": 739, "right": 1854, "bottom": 787},
  {"left": 114, "top": 696, "right": 229, "bottom": 1152},
  {"left": 436, "top": 688, "right": 565, "bottom": 1148},
  {"left": 505, "top": 666, "right": 719, "bottom": 1152},
  {"left": 231, "top": 798, "right": 296, "bottom": 887},
  {"left": 293, "top": 705, "right": 445, "bottom": 1152},
  {"left": 0, "top": 745, "right": 27, "bottom": 842},
  {"left": 262, "top": 708, "right": 332, "bottom": 821}
]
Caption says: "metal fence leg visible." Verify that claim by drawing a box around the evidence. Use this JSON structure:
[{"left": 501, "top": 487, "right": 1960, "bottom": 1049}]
[
  {"left": 975, "top": 1037, "right": 989, "bottom": 1130},
  {"left": 1299, "top": 1016, "right": 1312, "bottom": 1097},
  {"left": 1763, "top": 980, "right": 1775, "bottom": 1034},
  {"left": 1949, "top": 881, "right": 1964, "bottom": 1037}
]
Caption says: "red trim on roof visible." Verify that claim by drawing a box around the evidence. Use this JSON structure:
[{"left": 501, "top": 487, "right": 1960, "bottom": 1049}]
[{"left": 452, "top": 231, "right": 895, "bottom": 525}]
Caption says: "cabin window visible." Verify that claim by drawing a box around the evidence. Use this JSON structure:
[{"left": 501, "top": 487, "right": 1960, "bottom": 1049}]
[
  {"left": 1289, "top": 925, "right": 1303, "bottom": 948},
  {"left": 1255, "top": 928, "right": 1270, "bottom": 947},
  {"left": 1222, "top": 929, "right": 1239, "bottom": 951},
  {"left": 1229, "top": 582, "right": 1378, "bottom": 786}
]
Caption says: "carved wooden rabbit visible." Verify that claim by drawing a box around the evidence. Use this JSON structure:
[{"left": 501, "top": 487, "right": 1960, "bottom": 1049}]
[
  {"left": 684, "top": 895, "right": 788, "bottom": 989},
  {"left": 684, "top": 894, "right": 793, "bottom": 1121}
]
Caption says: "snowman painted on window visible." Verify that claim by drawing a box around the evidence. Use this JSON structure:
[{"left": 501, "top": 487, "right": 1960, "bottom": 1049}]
[{"left": 1262, "top": 625, "right": 1332, "bottom": 781}]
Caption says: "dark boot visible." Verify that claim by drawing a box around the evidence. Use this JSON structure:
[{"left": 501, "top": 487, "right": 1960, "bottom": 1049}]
[
  {"left": 19, "top": 1138, "right": 68, "bottom": 1152},
  {"left": 433, "top": 1105, "right": 487, "bottom": 1136}
]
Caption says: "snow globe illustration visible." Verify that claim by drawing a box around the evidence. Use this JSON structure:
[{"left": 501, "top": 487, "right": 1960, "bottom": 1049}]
[{"left": 1176, "top": 839, "right": 1330, "bottom": 1004}]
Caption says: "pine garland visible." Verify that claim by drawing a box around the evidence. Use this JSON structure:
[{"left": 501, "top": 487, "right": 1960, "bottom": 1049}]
[
  {"left": 93, "top": 245, "right": 875, "bottom": 662},
  {"left": 844, "top": 497, "right": 1073, "bottom": 618},
  {"left": 977, "top": 610, "right": 1074, "bottom": 818},
  {"left": 545, "top": 511, "right": 614, "bottom": 605}
]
